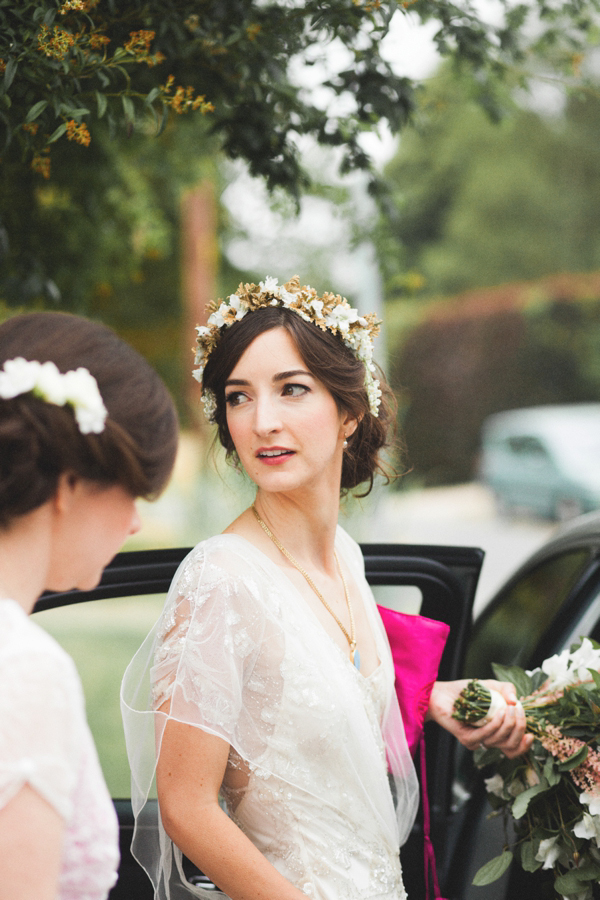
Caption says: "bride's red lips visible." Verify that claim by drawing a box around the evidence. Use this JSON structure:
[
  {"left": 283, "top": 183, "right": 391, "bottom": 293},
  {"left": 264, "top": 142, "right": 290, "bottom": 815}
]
[{"left": 255, "top": 447, "right": 295, "bottom": 465}]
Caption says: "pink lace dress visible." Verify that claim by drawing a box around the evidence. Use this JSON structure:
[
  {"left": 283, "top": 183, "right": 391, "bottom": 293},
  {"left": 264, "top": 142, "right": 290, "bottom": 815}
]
[{"left": 0, "top": 599, "right": 119, "bottom": 900}]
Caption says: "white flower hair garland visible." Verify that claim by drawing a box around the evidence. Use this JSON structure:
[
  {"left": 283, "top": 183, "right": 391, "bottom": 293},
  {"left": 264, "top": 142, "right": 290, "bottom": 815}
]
[
  {"left": 193, "top": 275, "right": 382, "bottom": 421},
  {"left": 0, "top": 357, "right": 108, "bottom": 434}
]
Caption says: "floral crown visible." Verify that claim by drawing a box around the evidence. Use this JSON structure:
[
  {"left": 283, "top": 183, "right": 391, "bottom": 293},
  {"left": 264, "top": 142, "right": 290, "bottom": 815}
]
[
  {"left": 193, "top": 275, "right": 382, "bottom": 421},
  {"left": 0, "top": 357, "right": 107, "bottom": 434}
]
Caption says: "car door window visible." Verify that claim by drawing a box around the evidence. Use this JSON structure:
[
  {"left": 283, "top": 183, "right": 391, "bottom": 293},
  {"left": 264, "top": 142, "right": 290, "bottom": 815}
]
[
  {"left": 34, "top": 594, "right": 165, "bottom": 797},
  {"left": 463, "top": 548, "right": 591, "bottom": 678}
]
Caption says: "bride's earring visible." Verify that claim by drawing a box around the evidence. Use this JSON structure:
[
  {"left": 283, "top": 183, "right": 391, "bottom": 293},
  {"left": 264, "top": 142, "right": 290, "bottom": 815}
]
[{"left": 343, "top": 436, "right": 348, "bottom": 450}]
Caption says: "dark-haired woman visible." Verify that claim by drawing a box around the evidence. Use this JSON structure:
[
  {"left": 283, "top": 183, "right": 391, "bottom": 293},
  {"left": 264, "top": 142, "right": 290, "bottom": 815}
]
[
  {"left": 0, "top": 311, "right": 178, "bottom": 900},
  {"left": 122, "top": 277, "right": 530, "bottom": 900}
]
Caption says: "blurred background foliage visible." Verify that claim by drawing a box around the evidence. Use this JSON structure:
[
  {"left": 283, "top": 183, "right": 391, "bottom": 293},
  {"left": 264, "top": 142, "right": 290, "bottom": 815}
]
[
  {"left": 376, "top": 66, "right": 600, "bottom": 486},
  {"left": 3, "top": 1, "right": 600, "bottom": 474}
]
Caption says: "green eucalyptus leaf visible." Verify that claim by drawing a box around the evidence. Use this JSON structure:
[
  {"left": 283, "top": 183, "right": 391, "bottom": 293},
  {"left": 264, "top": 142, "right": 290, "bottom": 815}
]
[
  {"left": 491, "top": 663, "right": 532, "bottom": 698},
  {"left": 472, "top": 850, "right": 513, "bottom": 886}
]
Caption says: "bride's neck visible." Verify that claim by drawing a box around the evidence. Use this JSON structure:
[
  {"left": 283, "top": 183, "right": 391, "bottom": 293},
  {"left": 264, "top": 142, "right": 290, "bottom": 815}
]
[{"left": 253, "top": 492, "right": 339, "bottom": 572}]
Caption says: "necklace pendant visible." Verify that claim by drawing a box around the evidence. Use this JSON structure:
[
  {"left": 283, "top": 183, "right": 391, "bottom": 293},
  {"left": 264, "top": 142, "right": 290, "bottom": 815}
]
[{"left": 353, "top": 649, "right": 361, "bottom": 671}]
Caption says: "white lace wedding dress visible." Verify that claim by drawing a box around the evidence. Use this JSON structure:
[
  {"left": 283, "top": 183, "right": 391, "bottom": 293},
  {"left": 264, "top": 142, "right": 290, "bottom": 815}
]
[
  {"left": 0, "top": 599, "right": 119, "bottom": 900},
  {"left": 121, "top": 527, "right": 419, "bottom": 899}
]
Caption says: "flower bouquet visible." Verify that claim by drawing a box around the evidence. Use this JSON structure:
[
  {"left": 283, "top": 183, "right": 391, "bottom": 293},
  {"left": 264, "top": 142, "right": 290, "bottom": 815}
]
[{"left": 453, "top": 638, "right": 600, "bottom": 900}]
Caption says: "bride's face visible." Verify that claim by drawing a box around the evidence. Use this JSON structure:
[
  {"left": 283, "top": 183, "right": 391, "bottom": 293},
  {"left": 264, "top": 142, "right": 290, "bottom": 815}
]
[{"left": 225, "top": 327, "right": 356, "bottom": 494}]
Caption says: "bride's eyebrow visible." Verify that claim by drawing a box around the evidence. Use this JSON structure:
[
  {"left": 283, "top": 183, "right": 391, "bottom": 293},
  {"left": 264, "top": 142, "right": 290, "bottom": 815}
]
[
  {"left": 225, "top": 369, "right": 313, "bottom": 387},
  {"left": 273, "top": 369, "right": 313, "bottom": 381}
]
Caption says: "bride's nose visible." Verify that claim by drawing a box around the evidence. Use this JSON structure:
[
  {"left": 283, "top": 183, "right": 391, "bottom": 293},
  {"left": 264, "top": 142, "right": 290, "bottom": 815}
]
[{"left": 252, "top": 394, "right": 282, "bottom": 435}]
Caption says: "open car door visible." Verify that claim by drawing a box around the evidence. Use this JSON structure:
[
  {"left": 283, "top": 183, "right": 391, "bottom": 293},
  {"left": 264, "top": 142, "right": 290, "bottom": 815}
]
[{"left": 34, "top": 542, "right": 483, "bottom": 899}]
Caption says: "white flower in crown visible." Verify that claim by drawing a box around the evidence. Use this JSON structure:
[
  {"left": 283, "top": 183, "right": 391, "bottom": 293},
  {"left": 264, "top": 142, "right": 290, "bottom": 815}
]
[
  {"left": 61, "top": 368, "right": 108, "bottom": 435},
  {"left": 0, "top": 357, "right": 41, "bottom": 397},
  {"left": 35, "top": 360, "right": 69, "bottom": 405},
  {"left": 201, "top": 389, "right": 217, "bottom": 420},
  {"left": 325, "top": 303, "right": 360, "bottom": 333},
  {"left": 0, "top": 357, "right": 107, "bottom": 434},
  {"left": 260, "top": 276, "right": 279, "bottom": 293}
]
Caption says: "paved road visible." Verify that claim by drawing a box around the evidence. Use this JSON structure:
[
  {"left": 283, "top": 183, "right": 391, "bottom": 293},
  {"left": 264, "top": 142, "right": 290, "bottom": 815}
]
[{"left": 353, "top": 483, "right": 556, "bottom": 616}]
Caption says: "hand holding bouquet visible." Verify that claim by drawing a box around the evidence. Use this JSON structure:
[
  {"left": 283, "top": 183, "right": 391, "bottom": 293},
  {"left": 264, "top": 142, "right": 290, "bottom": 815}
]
[{"left": 453, "top": 638, "right": 600, "bottom": 900}]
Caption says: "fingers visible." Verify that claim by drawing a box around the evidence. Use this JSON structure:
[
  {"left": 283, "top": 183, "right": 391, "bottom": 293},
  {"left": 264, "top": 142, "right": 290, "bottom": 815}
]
[{"left": 476, "top": 698, "right": 529, "bottom": 757}]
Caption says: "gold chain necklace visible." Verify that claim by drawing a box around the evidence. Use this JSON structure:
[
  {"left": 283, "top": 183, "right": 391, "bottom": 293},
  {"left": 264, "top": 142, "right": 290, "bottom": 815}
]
[{"left": 251, "top": 505, "right": 359, "bottom": 668}]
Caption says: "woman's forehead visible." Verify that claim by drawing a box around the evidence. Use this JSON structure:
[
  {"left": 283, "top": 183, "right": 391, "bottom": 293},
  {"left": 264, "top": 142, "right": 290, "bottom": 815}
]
[{"left": 230, "top": 327, "right": 307, "bottom": 377}]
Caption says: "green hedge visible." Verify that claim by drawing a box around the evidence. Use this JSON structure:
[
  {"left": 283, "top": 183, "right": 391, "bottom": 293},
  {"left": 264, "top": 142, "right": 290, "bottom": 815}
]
[{"left": 388, "top": 273, "right": 600, "bottom": 485}]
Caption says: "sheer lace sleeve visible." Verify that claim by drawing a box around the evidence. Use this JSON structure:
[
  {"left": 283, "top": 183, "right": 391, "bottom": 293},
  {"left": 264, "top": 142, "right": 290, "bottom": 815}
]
[{"left": 0, "top": 605, "right": 82, "bottom": 822}]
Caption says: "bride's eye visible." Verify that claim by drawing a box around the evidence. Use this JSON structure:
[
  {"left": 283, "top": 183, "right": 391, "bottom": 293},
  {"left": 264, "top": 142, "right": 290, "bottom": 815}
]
[
  {"left": 225, "top": 391, "right": 249, "bottom": 407},
  {"left": 282, "top": 383, "right": 310, "bottom": 398}
]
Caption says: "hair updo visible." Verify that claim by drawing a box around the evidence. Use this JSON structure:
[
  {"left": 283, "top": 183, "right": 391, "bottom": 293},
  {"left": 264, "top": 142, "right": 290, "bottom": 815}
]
[
  {"left": 201, "top": 306, "right": 397, "bottom": 495},
  {"left": 0, "top": 311, "right": 178, "bottom": 528}
]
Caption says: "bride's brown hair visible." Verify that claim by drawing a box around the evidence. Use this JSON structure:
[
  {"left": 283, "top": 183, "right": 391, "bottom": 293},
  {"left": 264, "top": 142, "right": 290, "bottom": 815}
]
[
  {"left": 0, "top": 311, "right": 178, "bottom": 528},
  {"left": 201, "top": 306, "right": 397, "bottom": 496}
]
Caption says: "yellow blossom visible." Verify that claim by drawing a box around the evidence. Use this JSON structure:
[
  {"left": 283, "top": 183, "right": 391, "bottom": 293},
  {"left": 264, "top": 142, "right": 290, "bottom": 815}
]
[
  {"left": 37, "top": 24, "right": 75, "bottom": 59},
  {"left": 66, "top": 119, "right": 91, "bottom": 146},
  {"left": 31, "top": 153, "right": 51, "bottom": 179}
]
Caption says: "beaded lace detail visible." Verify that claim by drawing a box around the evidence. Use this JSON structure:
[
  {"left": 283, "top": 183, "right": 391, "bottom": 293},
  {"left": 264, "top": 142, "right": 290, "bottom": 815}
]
[{"left": 122, "top": 528, "right": 419, "bottom": 900}]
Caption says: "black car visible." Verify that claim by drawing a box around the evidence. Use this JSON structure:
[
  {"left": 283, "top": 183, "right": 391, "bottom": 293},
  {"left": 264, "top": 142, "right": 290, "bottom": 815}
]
[{"left": 33, "top": 512, "right": 600, "bottom": 899}]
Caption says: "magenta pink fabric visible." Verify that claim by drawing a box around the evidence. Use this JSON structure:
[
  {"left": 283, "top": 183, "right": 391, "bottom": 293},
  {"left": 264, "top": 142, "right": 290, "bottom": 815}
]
[
  {"left": 377, "top": 606, "right": 450, "bottom": 758},
  {"left": 377, "top": 606, "right": 450, "bottom": 899}
]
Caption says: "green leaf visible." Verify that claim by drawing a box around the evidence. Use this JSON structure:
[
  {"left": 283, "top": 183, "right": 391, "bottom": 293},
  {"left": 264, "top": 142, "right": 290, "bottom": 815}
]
[
  {"left": 47, "top": 122, "right": 67, "bottom": 144},
  {"left": 96, "top": 92, "right": 107, "bottom": 118},
  {"left": 68, "top": 107, "right": 91, "bottom": 118},
  {"left": 3, "top": 57, "right": 17, "bottom": 93},
  {"left": 121, "top": 95, "right": 135, "bottom": 124},
  {"left": 558, "top": 744, "right": 588, "bottom": 771},
  {"left": 25, "top": 100, "right": 48, "bottom": 123},
  {"left": 491, "top": 663, "right": 532, "bottom": 698},
  {"left": 472, "top": 850, "right": 513, "bottom": 886},
  {"left": 145, "top": 87, "right": 160, "bottom": 106},
  {"left": 588, "top": 668, "right": 600, "bottom": 690},
  {"left": 543, "top": 755, "right": 560, "bottom": 786},
  {"left": 512, "top": 782, "right": 548, "bottom": 819},
  {"left": 520, "top": 840, "right": 542, "bottom": 873},
  {"left": 554, "top": 870, "right": 588, "bottom": 893}
]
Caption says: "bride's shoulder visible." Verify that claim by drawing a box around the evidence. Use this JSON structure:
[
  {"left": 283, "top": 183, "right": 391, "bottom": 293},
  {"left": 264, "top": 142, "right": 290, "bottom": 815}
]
[{"left": 174, "top": 533, "right": 263, "bottom": 588}]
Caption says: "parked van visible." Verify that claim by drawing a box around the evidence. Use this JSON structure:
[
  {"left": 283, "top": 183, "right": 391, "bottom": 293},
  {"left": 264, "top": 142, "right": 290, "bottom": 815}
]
[{"left": 479, "top": 404, "right": 600, "bottom": 520}]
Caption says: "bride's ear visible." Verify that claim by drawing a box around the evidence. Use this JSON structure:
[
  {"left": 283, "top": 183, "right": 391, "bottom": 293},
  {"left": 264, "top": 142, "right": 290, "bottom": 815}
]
[
  {"left": 341, "top": 411, "right": 361, "bottom": 439},
  {"left": 53, "top": 472, "right": 80, "bottom": 514}
]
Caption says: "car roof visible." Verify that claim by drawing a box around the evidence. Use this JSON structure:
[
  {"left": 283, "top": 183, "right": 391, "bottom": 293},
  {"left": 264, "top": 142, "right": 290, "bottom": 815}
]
[
  {"left": 482, "top": 403, "right": 600, "bottom": 438},
  {"left": 484, "top": 509, "right": 600, "bottom": 607}
]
